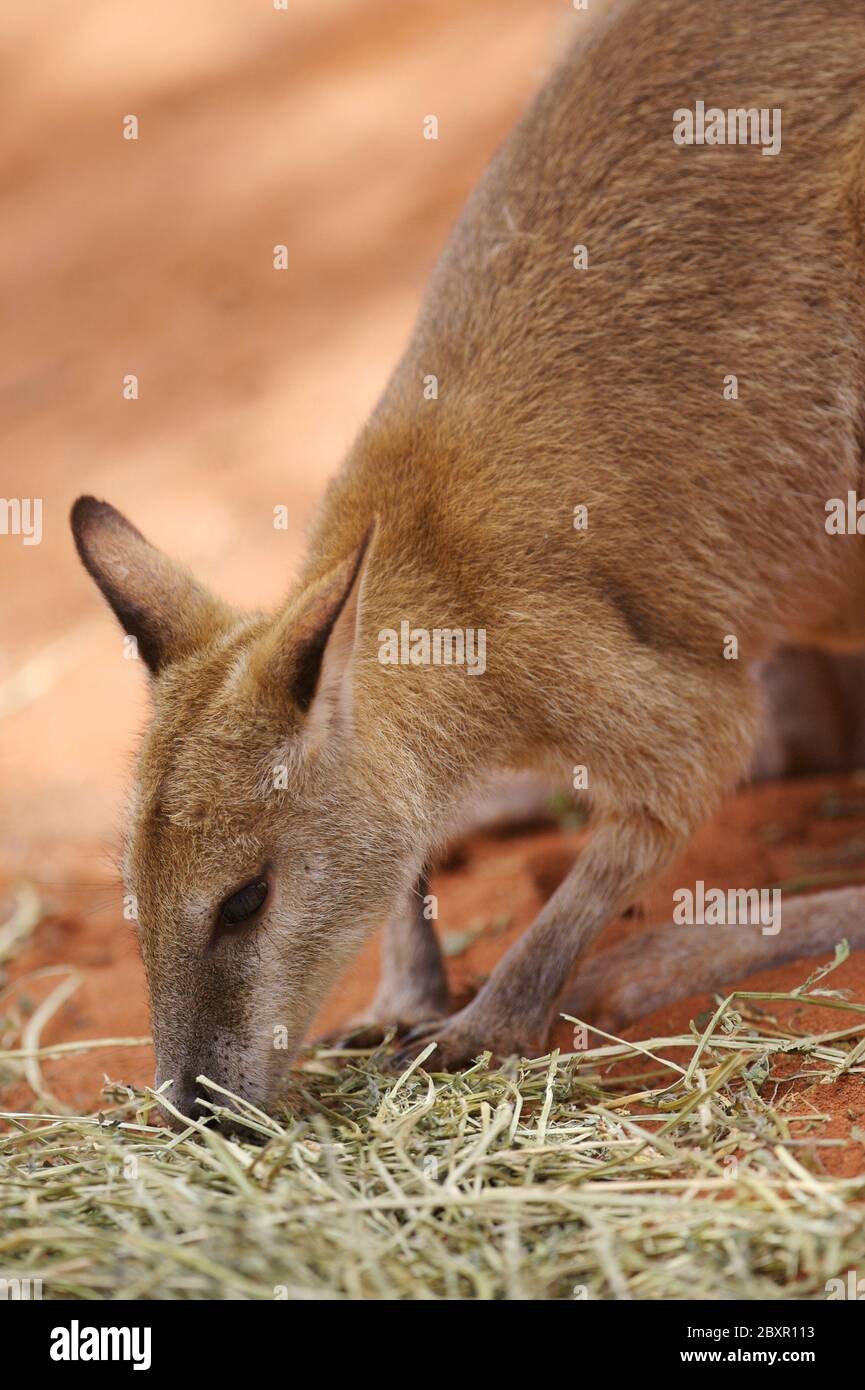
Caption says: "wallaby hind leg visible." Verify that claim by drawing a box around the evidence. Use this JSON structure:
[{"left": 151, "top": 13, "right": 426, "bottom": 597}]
[
  {"left": 337, "top": 872, "right": 450, "bottom": 1045},
  {"left": 562, "top": 885, "right": 865, "bottom": 1033},
  {"left": 750, "top": 646, "right": 865, "bottom": 781}
]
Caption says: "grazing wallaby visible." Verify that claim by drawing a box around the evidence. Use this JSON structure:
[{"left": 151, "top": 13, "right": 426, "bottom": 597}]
[{"left": 72, "top": 0, "right": 865, "bottom": 1118}]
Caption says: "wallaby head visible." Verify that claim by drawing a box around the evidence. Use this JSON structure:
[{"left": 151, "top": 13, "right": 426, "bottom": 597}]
[{"left": 71, "top": 497, "right": 419, "bottom": 1120}]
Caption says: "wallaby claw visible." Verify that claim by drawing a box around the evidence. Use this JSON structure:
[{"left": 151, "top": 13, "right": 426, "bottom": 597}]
[{"left": 386, "top": 1009, "right": 529, "bottom": 1073}]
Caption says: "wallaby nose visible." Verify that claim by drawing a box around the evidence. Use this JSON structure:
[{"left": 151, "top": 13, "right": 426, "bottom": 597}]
[{"left": 159, "top": 1072, "right": 212, "bottom": 1128}]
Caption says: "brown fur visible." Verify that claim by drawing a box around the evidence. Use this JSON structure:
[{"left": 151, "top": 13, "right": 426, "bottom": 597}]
[
  {"left": 72, "top": 0, "right": 865, "bottom": 1115},
  {"left": 563, "top": 886, "right": 865, "bottom": 1033}
]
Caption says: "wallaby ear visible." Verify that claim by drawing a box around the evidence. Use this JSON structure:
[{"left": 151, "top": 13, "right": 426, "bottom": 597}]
[
  {"left": 256, "top": 521, "right": 376, "bottom": 741},
  {"left": 70, "top": 496, "right": 233, "bottom": 675}
]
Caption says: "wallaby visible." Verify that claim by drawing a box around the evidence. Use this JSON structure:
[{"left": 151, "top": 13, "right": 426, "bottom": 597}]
[
  {"left": 72, "top": 0, "right": 865, "bottom": 1119},
  {"left": 751, "top": 646, "right": 865, "bottom": 781}
]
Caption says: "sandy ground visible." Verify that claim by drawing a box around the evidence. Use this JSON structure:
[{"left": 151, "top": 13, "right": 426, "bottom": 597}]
[{"left": 1, "top": 1, "right": 864, "bottom": 1175}]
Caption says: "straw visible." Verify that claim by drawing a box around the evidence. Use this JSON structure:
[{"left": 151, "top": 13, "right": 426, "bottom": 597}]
[{"left": 2, "top": 955, "right": 864, "bottom": 1299}]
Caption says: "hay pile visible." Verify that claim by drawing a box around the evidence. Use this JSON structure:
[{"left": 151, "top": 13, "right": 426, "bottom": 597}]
[{"left": 2, "top": 944, "right": 865, "bottom": 1300}]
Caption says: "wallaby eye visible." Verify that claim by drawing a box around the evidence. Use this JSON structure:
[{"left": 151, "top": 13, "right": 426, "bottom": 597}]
[{"left": 217, "top": 878, "right": 269, "bottom": 929}]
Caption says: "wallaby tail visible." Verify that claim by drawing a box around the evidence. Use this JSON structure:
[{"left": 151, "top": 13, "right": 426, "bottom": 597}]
[{"left": 561, "top": 886, "right": 865, "bottom": 1032}]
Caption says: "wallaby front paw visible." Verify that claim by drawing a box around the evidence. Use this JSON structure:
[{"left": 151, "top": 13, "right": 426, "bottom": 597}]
[
  {"left": 388, "top": 1007, "right": 538, "bottom": 1072},
  {"left": 323, "top": 998, "right": 448, "bottom": 1050}
]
